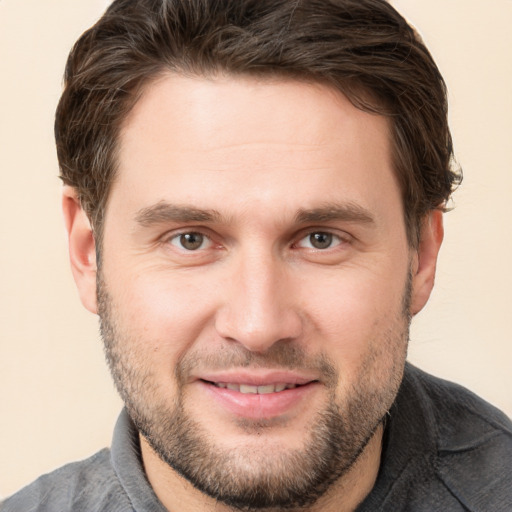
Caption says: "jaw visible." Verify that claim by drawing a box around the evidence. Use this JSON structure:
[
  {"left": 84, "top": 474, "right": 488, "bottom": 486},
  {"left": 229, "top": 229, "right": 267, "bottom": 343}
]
[{"left": 138, "top": 410, "right": 385, "bottom": 512}]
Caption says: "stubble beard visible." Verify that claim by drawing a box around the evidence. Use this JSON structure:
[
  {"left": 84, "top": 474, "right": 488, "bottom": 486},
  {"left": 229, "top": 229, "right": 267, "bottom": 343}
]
[{"left": 97, "top": 271, "right": 411, "bottom": 511}]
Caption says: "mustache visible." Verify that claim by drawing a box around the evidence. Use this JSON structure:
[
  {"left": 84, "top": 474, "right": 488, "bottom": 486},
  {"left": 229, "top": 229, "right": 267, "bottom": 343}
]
[{"left": 175, "top": 342, "right": 338, "bottom": 387}]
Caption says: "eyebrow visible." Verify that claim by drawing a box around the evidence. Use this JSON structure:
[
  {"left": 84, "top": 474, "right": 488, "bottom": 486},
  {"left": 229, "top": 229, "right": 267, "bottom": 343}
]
[
  {"left": 135, "top": 202, "right": 223, "bottom": 226},
  {"left": 134, "top": 201, "right": 375, "bottom": 228},
  {"left": 294, "top": 203, "right": 375, "bottom": 225}
]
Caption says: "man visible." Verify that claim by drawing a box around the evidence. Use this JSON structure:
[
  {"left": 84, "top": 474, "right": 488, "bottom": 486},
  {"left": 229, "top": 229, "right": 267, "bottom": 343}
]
[{"left": 2, "top": 0, "right": 511, "bottom": 510}]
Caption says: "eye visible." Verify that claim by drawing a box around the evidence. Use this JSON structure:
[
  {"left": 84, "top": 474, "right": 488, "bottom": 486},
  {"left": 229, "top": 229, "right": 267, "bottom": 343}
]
[
  {"left": 297, "top": 232, "right": 344, "bottom": 250},
  {"left": 169, "top": 232, "right": 211, "bottom": 251}
]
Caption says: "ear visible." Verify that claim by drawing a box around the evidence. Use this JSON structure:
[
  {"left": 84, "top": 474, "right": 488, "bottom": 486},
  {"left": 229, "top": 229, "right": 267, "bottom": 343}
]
[
  {"left": 62, "top": 186, "right": 98, "bottom": 314},
  {"left": 410, "top": 210, "right": 444, "bottom": 316}
]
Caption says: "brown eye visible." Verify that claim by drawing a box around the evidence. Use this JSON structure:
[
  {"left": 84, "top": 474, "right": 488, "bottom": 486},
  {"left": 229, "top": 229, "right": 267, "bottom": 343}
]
[
  {"left": 309, "top": 232, "right": 333, "bottom": 249},
  {"left": 170, "top": 232, "right": 208, "bottom": 251}
]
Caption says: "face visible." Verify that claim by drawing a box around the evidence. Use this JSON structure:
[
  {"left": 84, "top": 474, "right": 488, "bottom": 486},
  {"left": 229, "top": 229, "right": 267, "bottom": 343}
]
[{"left": 71, "top": 75, "right": 437, "bottom": 510}]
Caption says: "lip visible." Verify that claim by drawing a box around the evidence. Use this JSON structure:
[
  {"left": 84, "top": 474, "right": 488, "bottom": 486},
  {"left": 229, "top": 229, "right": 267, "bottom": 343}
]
[
  {"left": 195, "top": 370, "right": 320, "bottom": 420},
  {"left": 197, "top": 370, "right": 318, "bottom": 387}
]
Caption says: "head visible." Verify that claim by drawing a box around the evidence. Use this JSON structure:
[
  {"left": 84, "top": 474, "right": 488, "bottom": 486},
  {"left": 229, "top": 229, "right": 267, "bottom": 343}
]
[
  {"left": 59, "top": 1, "right": 458, "bottom": 510},
  {"left": 57, "top": 0, "right": 459, "bottom": 249}
]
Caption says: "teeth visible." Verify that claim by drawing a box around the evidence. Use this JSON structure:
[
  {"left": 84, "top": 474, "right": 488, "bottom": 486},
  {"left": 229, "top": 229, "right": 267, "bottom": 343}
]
[
  {"left": 239, "top": 384, "right": 258, "bottom": 394},
  {"left": 257, "top": 385, "right": 276, "bottom": 394},
  {"left": 213, "top": 382, "right": 298, "bottom": 394}
]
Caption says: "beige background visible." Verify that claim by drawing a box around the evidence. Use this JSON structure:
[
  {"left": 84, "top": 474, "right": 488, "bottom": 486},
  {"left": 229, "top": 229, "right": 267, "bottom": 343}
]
[{"left": 1, "top": 0, "right": 511, "bottom": 499}]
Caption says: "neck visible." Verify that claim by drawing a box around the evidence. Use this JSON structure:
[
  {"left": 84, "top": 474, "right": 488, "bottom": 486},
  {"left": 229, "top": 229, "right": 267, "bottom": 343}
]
[{"left": 140, "top": 424, "right": 383, "bottom": 512}]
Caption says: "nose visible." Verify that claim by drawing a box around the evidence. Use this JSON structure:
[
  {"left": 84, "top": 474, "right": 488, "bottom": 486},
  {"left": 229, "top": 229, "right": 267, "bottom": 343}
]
[{"left": 214, "top": 251, "right": 303, "bottom": 353}]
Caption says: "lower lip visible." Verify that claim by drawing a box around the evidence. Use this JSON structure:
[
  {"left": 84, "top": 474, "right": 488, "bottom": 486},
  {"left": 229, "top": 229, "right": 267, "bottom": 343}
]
[{"left": 199, "top": 381, "right": 320, "bottom": 420}]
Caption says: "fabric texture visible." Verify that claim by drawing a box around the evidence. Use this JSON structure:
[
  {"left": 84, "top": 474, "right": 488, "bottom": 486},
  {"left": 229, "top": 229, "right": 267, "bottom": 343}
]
[{"left": 2, "top": 363, "right": 511, "bottom": 511}]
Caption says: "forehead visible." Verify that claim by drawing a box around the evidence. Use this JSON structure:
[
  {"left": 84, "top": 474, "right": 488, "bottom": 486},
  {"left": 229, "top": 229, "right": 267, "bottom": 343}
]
[{"left": 109, "top": 74, "right": 400, "bottom": 226}]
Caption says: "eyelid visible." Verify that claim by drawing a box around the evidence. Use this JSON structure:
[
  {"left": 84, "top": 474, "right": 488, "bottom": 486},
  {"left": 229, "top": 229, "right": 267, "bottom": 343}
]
[
  {"left": 294, "top": 229, "right": 352, "bottom": 249},
  {"left": 173, "top": 233, "right": 211, "bottom": 250},
  {"left": 162, "top": 228, "right": 216, "bottom": 251},
  {"left": 158, "top": 226, "right": 353, "bottom": 253}
]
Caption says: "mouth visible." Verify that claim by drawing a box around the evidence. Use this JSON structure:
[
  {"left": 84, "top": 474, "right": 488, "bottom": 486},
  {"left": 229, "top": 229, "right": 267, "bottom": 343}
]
[
  {"left": 196, "top": 375, "right": 320, "bottom": 420},
  {"left": 201, "top": 380, "right": 308, "bottom": 394}
]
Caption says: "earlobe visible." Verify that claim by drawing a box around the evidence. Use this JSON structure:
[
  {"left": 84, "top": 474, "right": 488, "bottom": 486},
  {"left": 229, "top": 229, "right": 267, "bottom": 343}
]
[
  {"left": 62, "top": 186, "right": 98, "bottom": 314},
  {"left": 410, "top": 210, "right": 444, "bottom": 316}
]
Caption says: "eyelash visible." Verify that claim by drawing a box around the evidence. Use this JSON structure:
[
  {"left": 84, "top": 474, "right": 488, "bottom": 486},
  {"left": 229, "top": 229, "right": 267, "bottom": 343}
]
[
  {"left": 294, "top": 232, "right": 347, "bottom": 251},
  {"left": 168, "top": 231, "right": 213, "bottom": 251},
  {"left": 164, "top": 229, "right": 350, "bottom": 253}
]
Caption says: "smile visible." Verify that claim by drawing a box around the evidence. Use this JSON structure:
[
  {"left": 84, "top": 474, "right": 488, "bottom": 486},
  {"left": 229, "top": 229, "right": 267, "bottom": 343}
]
[
  {"left": 209, "top": 382, "right": 302, "bottom": 394},
  {"left": 199, "top": 378, "right": 320, "bottom": 419}
]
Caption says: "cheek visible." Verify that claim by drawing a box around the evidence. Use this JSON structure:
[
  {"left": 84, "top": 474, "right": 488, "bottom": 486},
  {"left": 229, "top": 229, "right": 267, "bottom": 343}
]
[
  {"left": 108, "top": 272, "right": 219, "bottom": 363},
  {"left": 301, "top": 268, "right": 408, "bottom": 369}
]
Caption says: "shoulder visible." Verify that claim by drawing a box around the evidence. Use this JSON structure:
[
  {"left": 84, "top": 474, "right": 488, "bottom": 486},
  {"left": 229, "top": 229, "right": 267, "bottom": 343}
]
[
  {"left": 408, "top": 365, "right": 512, "bottom": 511},
  {"left": 1, "top": 448, "right": 133, "bottom": 512},
  {"left": 408, "top": 365, "right": 512, "bottom": 443}
]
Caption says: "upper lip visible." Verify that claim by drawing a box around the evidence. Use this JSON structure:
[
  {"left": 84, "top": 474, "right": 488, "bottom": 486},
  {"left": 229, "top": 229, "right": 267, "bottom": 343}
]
[{"left": 194, "top": 370, "right": 319, "bottom": 386}]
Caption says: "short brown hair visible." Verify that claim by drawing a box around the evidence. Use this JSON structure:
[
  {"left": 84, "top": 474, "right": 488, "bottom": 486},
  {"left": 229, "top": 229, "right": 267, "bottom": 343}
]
[{"left": 55, "top": 0, "right": 461, "bottom": 247}]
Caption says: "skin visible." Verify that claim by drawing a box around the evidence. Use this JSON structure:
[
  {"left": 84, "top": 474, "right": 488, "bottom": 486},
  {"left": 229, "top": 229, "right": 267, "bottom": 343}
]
[{"left": 63, "top": 75, "right": 443, "bottom": 511}]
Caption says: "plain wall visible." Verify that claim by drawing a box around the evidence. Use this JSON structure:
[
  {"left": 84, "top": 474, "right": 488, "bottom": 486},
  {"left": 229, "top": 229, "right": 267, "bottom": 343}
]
[{"left": 1, "top": 0, "right": 511, "bottom": 498}]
